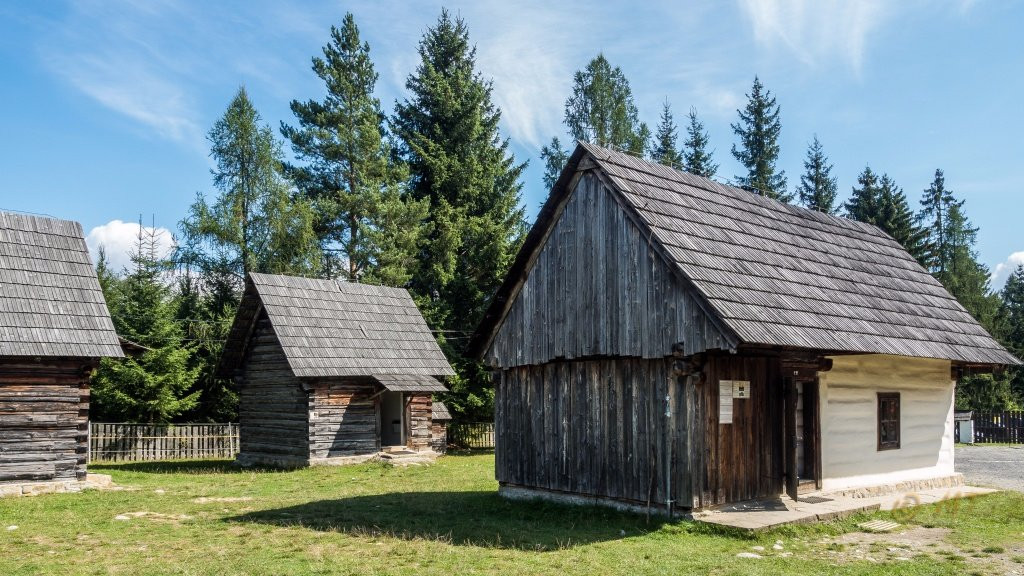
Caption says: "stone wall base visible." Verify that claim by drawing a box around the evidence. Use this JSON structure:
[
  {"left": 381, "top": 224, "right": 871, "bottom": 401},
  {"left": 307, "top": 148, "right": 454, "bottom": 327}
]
[
  {"left": 237, "top": 449, "right": 439, "bottom": 469},
  {"left": 824, "top": 474, "right": 965, "bottom": 499},
  {"left": 499, "top": 484, "right": 687, "bottom": 518},
  {"left": 0, "top": 474, "right": 113, "bottom": 498}
]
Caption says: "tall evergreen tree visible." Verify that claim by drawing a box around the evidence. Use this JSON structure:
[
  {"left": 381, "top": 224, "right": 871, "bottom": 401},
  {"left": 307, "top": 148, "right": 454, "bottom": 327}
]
[
  {"left": 876, "top": 174, "right": 928, "bottom": 264},
  {"left": 796, "top": 135, "right": 838, "bottom": 214},
  {"left": 563, "top": 53, "right": 650, "bottom": 155},
  {"left": 1001, "top": 265, "right": 1024, "bottom": 404},
  {"left": 179, "top": 87, "right": 321, "bottom": 285},
  {"left": 918, "top": 169, "right": 956, "bottom": 275},
  {"left": 393, "top": 10, "right": 527, "bottom": 420},
  {"left": 682, "top": 107, "right": 718, "bottom": 178},
  {"left": 92, "top": 223, "right": 200, "bottom": 423},
  {"left": 540, "top": 136, "right": 569, "bottom": 191},
  {"left": 844, "top": 165, "right": 881, "bottom": 225},
  {"left": 651, "top": 100, "right": 683, "bottom": 169},
  {"left": 731, "top": 76, "right": 790, "bottom": 201},
  {"left": 281, "top": 13, "right": 428, "bottom": 285}
]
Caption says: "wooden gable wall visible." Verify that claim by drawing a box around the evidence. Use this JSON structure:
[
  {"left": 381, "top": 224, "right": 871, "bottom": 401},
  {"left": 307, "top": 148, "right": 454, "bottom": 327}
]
[{"left": 488, "top": 170, "right": 732, "bottom": 368}]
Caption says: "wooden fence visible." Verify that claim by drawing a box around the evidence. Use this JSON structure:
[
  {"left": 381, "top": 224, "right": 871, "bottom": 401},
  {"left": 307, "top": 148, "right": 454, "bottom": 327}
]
[
  {"left": 971, "top": 411, "right": 1024, "bottom": 444},
  {"left": 89, "top": 423, "right": 239, "bottom": 462},
  {"left": 447, "top": 422, "right": 495, "bottom": 449}
]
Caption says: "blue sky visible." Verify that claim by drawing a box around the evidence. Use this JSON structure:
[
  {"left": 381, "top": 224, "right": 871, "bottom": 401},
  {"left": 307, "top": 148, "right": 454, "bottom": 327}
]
[{"left": 1, "top": 0, "right": 1021, "bottom": 286}]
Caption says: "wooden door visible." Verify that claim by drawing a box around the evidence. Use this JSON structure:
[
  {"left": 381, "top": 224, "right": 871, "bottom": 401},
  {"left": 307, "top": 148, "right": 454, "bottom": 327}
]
[{"left": 784, "top": 377, "right": 798, "bottom": 501}]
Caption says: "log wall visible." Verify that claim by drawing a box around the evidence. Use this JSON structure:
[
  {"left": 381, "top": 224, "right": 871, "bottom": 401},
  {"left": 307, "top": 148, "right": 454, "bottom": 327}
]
[
  {"left": 236, "top": 313, "right": 310, "bottom": 466},
  {"left": 407, "top": 394, "right": 432, "bottom": 451},
  {"left": 307, "top": 379, "right": 378, "bottom": 458},
  {"left": 0, "top": 359, "right": 91, "bottom": 483},
  {"left": 488, "top": 171, "right": 733, "bottom": 368}
]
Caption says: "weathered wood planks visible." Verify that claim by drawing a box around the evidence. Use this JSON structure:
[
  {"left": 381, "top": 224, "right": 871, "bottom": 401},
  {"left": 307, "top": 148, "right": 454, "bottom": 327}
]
[{"left": 0, "top": 359, "right": 92, "bottom": 483}]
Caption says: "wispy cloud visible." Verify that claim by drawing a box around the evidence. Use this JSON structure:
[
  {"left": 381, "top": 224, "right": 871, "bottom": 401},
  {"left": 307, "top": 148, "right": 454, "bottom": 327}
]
[{"left": 738, "top": 0, "right": 887, "bottom": 72}]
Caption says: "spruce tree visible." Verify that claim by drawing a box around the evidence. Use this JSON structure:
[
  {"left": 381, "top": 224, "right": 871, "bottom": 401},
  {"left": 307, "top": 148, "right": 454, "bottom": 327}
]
[
  {"left": 393, "top": 10, "right": 527, "bottom": 420},
  {"left": 92, "top": 224, "right": 200, "bottom": 423},
  {"left": 651, "top": 100, "right": 683, "bottom": 169},
  {"left": 731, "top": 76, "right": 790, "bottom": 201},
  {"left": 179, "top": 87, "right": 321, "bottom": 284},
  {"left": 876, "top": 174, "right": 928, "bottom": 264},
  {"left": 845, "top": 165, "right": 881, "bottom": 225},
  {"left": 563, "top": 53, "right": 649, "bottom": 155},
  {"left": 919, "top": 169, "right": 956, "bottom": 275},
  {"left": 281, "top": 13, "right": 428, "bottom": 285},
  {"left": 796, "top": 135, "right": 838, "bottom": 214},
  {"left": 540, "top": 137, "right": 569, "bottom": 190},
  {"left": 682, "top": 107, "right": 718, "bottom": 178},
  {"left": 1002, "top": 265, "right": 1024, "bottom": 404}
]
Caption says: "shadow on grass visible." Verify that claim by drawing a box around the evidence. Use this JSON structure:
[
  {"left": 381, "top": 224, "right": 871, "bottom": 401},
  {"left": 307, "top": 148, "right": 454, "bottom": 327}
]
[
  {"left": 88, "top": 459, "right": 292, "bottom": 475},
  {"left": 226, "top": 490, "right": 670, "bottom": 550}
]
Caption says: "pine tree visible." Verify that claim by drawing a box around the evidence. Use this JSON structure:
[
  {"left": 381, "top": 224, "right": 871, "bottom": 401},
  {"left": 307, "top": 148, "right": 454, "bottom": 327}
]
[
  {"left": 179, "top": 87, "right": 321, "bottom": 285},
  {"left": 1001, "top": 265, "right": 1024, "bottom": 404},
  {"left": 540, "top": 137, "right": 569, "bottom": 190},
  {"left": 796, "top": 135, "right": 838, "bottom": 214},
  {"left": 281, "top": 13, "right": 428, "bottom": 285},
  {"left": 845, "top": 165, "right": 881, "bottom": 225},
  {"left": 563, "top": 53, "right": 649, "bottom": 155},
  {"left": 651, "top": 100, "right": 683, "bottom": 169},
  {"left": 876, "top": 174, "right": 928, "bottom": 264},
  {"left": 731, "top": 76, "right": 790, "bottom": 201},
  {"left": 682, "top": 107, "right": 718, "bottom": 178},
  {"left": 393, "top": 10, "right": 527, "bottom": 420},
  {"left": 92, "top": 223, "right": 200, "bottom": 423},
  {"left": 919, "top": 169, "right": 956, "bottom": 275}
]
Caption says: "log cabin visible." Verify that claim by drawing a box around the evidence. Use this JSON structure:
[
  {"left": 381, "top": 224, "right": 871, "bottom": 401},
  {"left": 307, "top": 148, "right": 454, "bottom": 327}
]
[
  {"left": 217, "top": 273, "right": 455, "bottom": 467},
  {"left": 0, "top": 211, "right": 123, "bottom": 494},
  {"left": 431, "top": 401, "right": 452, "bottom": 453},
  {"left": 471, "top": 142, "right": 1020, "bottom": 514}
]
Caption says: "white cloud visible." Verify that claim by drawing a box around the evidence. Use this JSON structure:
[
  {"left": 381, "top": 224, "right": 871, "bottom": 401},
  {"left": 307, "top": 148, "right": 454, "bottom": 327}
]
[
  {"left": 86, "top": 220, "right": 176, "bottom": 273},
  {"left": 738, "top": 0, "right": 887, "bottom": 71},
  {"left": 991, "top": 251, "right": 1024, "bottom": 289}
]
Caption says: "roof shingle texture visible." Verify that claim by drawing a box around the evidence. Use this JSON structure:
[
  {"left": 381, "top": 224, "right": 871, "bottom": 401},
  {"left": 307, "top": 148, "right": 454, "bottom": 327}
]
[
  {"left": 227, "top": 273, "right": 455, "bottom": 378},
  {"left": 0, "top": 211, "right": 123, "bottom": 358},
  {"left": 578, "top": 142, "right": 1018, "bottom": 365}
]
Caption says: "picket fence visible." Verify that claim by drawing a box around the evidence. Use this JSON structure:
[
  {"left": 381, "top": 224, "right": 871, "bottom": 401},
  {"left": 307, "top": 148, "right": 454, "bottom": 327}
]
[
  {"left": 89, "top": 422, "right": 240, "bottom": 462},
  {"left": 971, "top": 410, "right": 1024, "bottom": 444},
  {"left": 447, "top": 422, "right": 495, "bottom": 449}
]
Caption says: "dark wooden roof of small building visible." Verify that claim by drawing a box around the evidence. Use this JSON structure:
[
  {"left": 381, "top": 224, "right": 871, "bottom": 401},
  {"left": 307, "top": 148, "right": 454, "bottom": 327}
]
[
  {"left": 0, "top": 211, "right": 123, "bottom": 359},
  {"left": 474, "top": 143, "right": 1019, "bottom": 366},
  {"left": 217, "top": 273, "right": 455, "bottom": 379},
  {"left": 431, "top": 401, "right": 452, "bottom": 421}
]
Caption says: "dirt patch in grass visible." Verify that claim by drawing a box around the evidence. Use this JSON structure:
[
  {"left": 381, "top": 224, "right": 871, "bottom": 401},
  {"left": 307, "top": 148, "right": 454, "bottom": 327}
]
[
  {"left": 816, "top": 526, "right": 1024, "bottom": 574},
  {"left": 114, "top": 511, "right": 193, "bottom": 522}
]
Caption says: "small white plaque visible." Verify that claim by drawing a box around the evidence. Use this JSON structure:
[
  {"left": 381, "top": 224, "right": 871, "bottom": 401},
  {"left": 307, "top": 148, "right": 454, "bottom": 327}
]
[
  {"left": 732, "top": 380, "right": 751, "bottom": 399},
  {"left": 719, "top": 380, "right": 733, "bottom": 424}
]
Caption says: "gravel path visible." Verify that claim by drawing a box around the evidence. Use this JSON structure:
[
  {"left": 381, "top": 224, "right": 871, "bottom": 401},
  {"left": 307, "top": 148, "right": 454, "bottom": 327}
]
[{"left": 955, "top": 444, "right": 1024, "bottom": 492}]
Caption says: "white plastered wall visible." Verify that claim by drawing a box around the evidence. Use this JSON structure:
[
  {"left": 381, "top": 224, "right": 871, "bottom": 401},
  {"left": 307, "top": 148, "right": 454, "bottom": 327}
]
[{"left": 818, "top": 354, "right": 955, "bottom": 492}]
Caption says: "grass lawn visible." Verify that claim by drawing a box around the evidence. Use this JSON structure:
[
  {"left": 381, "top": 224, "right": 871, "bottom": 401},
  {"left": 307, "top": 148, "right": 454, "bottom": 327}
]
[{"left": 0, "top": 451, "right": 1021, "bottom": 575}]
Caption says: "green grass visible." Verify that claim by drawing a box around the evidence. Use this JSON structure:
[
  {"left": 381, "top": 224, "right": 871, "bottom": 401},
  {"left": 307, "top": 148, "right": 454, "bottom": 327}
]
[{"left": 0, "top": 452, "right": 1021, "bottom": 575}]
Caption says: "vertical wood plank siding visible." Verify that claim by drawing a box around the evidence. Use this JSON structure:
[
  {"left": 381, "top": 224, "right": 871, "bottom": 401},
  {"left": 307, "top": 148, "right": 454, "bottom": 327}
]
[
  {"left": 236, "top": 313, "right": 310, "bottom": 466},
  {"left": 494, "top": 354, "right": 783, "bottom": 510},
  {"left": 488, "top": 171, "right": 731, "bottom": 368},
  {"left": 307, "top": 379, "right": 378, "bottom": 458},
  {"left": 0, "top": 360, "right": 90, "bottom": 482}
]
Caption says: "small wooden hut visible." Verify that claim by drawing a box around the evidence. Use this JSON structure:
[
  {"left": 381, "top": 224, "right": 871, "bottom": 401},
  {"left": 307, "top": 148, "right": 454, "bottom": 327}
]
[
  {"left": 0, "top": 212, "right": 123, "bottom": 492},
  {"left": 471, "top": 142, "right": 1020, "bottom": 513},
  {"left": 217, "top": 273, "right": 455, "bottom": 467}
]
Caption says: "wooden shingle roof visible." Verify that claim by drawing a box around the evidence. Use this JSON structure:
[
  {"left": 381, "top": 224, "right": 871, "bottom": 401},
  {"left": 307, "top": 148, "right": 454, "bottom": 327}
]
[
  {"left": 473, "top": 143, "right": 1019, "bottom": 366},
  {"left": 0, "top": 211, "right": 123, "bottom": 359},
  {"left": 217, "top": 273, "right": 455, "bottom": 379}
]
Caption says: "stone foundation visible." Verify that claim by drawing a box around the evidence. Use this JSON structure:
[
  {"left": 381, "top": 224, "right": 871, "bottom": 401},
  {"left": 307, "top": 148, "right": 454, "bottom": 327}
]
[
  {"left": 0, "top": 474, "right": 113, "bottom": 498},
  {"left": 499, "top": 484, "right": 686, "bottom": 517},
  {"left": 823, "top": 474, "right": 965, "bottom": 499}
]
